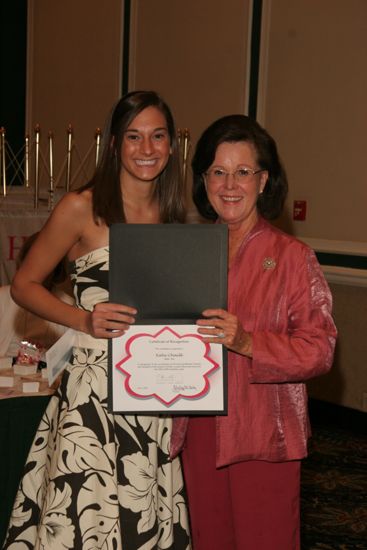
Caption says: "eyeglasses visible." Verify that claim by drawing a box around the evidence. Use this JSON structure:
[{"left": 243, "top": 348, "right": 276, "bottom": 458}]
[{"left": 205, "top": 167, "right": 265, "bottom": 184}]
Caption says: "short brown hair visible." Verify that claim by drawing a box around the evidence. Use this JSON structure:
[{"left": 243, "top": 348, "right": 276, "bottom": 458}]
[{"left": 192, "top": 114, "right": 288, "bottom": 220}]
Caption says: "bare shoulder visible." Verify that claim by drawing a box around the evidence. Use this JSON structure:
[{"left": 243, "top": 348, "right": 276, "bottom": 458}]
[
  {"left": 53, "top": 189, "right": 92, "bottom": 218},
  {"left": 42, "top": 190, "right": 91, "bottom": 231},
  {"left": 37, "top": 188, "right": 107, "bottom": 261}
]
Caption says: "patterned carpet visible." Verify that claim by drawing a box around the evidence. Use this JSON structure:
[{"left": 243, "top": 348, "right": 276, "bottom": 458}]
[{"left": 301, "top": 399, "right": 367, "bottom": 549}]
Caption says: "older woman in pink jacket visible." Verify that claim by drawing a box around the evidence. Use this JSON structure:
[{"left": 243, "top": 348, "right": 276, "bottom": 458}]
[{"left": 172, "top": 115, "right": 337, "bottom": 550}]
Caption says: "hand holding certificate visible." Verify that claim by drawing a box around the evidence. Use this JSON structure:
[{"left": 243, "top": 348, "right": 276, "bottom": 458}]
[{"left": 109, "top": 224, "right": 228, "bottom": 414}]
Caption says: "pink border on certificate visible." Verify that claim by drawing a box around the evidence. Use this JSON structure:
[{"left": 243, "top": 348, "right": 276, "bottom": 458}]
[{"left": 114, "top": 326, "right": 219, "bottom": 406}]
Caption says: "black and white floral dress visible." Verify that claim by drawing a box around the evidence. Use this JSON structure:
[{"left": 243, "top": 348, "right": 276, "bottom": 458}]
[{"left": 4, "top": 247, "right": 191, "bottom": 550}]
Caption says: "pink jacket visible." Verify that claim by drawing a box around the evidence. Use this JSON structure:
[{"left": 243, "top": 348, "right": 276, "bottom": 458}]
[{"left": 171, "top": 218, "right": 337, "bottom": 467}]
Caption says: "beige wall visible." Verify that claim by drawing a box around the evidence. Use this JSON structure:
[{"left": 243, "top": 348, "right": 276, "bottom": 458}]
[
  {"left": 26, "top": 0, "right": 367, "bottom": 241},
  {"left": 130, "top": 0, "right": 251, "bottom": 145},
  {"left": 27, "top": 0, "right": 124, "bottom": 190},
  {"left": 129, "top": 0, "right": 251, "bottom": 212},
  {"left": 262, "top": 0, "right": 367, "bottom": 243},
  {"left": 262, "top": 0, "right": 367, "bottom": 411}
]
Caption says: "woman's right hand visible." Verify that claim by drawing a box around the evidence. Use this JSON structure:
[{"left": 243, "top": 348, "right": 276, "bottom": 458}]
[{"left": 85, "top": 302, "right": 137, "bottom": 338}]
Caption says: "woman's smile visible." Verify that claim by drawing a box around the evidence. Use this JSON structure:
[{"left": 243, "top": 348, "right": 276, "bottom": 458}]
[{"left": 121, "top": 106, "right": 171, "bottom": 184}]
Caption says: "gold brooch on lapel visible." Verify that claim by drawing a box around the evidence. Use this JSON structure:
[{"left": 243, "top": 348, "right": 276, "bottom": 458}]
[{"left": 263, "top": 257, "right": 276, "bottom": 270}]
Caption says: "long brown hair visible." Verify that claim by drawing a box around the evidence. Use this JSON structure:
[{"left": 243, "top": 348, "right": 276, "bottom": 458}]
[{"left": 80, "top": 91, "right": 185, "bottom": 225}]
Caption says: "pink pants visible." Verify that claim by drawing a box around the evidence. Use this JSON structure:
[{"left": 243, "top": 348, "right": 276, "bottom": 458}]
[{"left": 182, "top": 416, "right": 300, "bottom": 550}]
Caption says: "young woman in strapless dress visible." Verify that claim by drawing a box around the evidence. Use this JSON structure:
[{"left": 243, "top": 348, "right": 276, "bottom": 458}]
[{"left": 4, "top": 91, "right": 191, "bottom": 550}]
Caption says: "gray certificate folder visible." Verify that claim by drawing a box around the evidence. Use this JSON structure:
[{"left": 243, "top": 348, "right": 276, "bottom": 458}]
[{"left": 109, "top": 224, "right": 228, "bottom": 322}]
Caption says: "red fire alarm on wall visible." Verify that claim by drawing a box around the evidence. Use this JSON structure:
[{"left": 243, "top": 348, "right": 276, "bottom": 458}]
[{"left": 293, "top": 200, "right": 307, "bottom": 221}]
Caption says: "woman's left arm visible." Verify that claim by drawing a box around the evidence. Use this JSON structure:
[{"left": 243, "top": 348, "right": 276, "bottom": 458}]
[
  {"left": 249, "top": 250, "right": 337, "bottom": 382},
  {"left": 197, "top": 249, "right": 337, "bottom": 383}
]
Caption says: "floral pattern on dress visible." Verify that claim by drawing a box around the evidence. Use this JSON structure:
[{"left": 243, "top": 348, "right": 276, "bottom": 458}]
[{"left": 4, "top": 247, "right": 190, "bottom": 550}]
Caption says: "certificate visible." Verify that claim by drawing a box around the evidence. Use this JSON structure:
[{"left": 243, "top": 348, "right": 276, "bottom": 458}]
[
  {"left": 108, "top": 224, "right": 228, "bottom": 414},
  {"left": 110, "top": 325, "right": 226, "bottom": 413}
]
